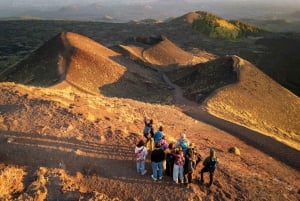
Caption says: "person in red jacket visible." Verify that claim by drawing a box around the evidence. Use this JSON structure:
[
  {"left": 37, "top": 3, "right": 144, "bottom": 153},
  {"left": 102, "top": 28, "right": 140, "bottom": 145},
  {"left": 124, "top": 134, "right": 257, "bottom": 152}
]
[{"left": 172, "top": 146, "right": 185, "bottom": 184}]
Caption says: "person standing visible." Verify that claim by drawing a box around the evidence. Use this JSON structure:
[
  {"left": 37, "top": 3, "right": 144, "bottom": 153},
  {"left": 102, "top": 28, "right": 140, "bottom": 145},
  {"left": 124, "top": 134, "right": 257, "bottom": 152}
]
[
  {"left": 173, "top": 146, "right": 185, "bottom": 184},
  {"left": 200, "top": 148, "right": 218, "bottom": 187},
  {"left": 143, "top": 116, "right": 154, "bottom": 151},
  {"left": 165, "top": 143, "right": 175, "bottom": 177},
  {"left": 135, "top": 139, "right": 148, "bottom": 175},
  {"left": 176, "top": 133, "right": 190, "bottom": 154},
  {"left": 153, "top": 126, "right": 164, "bottom": 144},
  {"left": 150, "top": 142, "right": 165, "bottom": 181},
  {"left": 183, "top": 143, "right": 202, "bottom": 188}
]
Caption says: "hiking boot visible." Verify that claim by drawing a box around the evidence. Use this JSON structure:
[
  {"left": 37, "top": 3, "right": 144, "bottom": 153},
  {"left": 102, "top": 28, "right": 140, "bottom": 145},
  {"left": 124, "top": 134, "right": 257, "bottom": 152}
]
[
  {"left": 141, "top": 170, "right": 147, "bottom": 175},
  {"left": 151, "top": 175, "right": 157, "bottom": 181}
]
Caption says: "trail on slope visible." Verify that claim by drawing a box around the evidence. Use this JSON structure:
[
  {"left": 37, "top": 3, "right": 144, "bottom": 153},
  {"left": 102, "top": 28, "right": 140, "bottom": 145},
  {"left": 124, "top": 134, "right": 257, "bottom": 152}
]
[{"left": 161, "top": 62, "right": 300, "bottom": 170}]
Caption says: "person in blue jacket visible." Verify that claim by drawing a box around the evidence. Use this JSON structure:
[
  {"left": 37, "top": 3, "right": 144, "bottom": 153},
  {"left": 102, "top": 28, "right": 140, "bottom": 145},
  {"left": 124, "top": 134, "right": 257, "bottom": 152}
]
[{"left": 153, "top": 126, "right": 164, "bottom": 143}]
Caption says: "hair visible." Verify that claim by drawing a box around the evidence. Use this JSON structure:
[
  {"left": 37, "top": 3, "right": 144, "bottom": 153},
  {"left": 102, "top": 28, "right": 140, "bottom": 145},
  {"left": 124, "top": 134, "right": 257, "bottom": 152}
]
[
  {"left": 137, "top": 139, "right": 145, "bottom": 147},
  {"left": 149, "top": 119, "right": 153, "bottom": 124},
  {"left": 168, "top": 142, "right": 174, "bottom": 149},
  {"left": 155, "top": 142, "right": 161, "bottom": 148},
  {"left": 159, "top": 126, "right": 163, "bottom": 131},
  {"left": 210, "top": 148, "right": 216, "bottom": 157},
  {"left": 175, "top": 146, "right": 183, "bottom": 154}
]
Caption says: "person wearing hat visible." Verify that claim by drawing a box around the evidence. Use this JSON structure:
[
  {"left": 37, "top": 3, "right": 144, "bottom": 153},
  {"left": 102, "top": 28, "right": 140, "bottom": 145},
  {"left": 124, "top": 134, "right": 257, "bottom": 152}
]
[
  {"left": 183, "top": 142, "right": 202, "bottom": 188},
  {"left": 200, "top": 148, "right": 218, "bottom": 187}
]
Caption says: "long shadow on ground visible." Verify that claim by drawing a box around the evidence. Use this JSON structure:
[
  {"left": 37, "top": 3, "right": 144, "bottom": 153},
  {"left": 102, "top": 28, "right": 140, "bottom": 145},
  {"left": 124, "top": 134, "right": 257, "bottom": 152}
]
[
  {"left": 162, "top": 72, "right": 300, "bottom": 170},
  {"left": 0, "top": 130, "right": 183, "bottom": 200}
]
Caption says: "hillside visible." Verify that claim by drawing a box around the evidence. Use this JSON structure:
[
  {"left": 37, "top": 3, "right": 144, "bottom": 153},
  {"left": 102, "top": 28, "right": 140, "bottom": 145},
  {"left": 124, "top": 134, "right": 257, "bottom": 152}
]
[
  {"left": 0, "top": 22, "right": 299, "bottom": 200},
  {"left": 204, "top": 56, "right": 300, "bottom": 150},
  {"left": 173, "top": 11, "right": 265, "bottom": 39},
  {"left": 166, "top": 55, "right": 300, "bottom": 151},
  {"left": 0, "top": 18, "right": 299, "bottom": 96},
  {"left": 0, "top": 79, "right": 299, "bottom": 200},
  {"left": 142, "top": 36, "right": 194, "bottom": 66},
  {"left": 0, "top": 32, "right": 173, "bottom": 103},
  {"left": 166, "top": 57, "right": 237, "bottom": 103},
  {"left": 119, "top": 35, "right": 209, "bottom": 67}
]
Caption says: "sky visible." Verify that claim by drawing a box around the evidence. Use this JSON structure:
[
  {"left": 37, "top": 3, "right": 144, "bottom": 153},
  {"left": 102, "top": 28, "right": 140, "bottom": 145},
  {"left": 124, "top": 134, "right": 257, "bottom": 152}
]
[
  {"left": 0, "top": 0, "right": 299, "bottom": 21},
  {"left": 0, "top": 0, "right": 298, "bottom": 7}
]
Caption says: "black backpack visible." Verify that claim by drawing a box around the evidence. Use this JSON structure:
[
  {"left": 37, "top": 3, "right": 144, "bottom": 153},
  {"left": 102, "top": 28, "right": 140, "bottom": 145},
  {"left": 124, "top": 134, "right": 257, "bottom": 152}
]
[
  {"left": 166, "top": 153, "right": 174, "bottom": 164},
  {"left": 208, "top": 157, "right": 217, "bottom": 171},
  {"left": 185, "top": 149, "right": 197, "bottom": 173}
]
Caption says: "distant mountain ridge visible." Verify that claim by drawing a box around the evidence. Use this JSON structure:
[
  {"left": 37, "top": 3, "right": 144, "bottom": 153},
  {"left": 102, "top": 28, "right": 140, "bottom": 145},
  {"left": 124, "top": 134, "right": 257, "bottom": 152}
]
[
  {"left": 175, "top": 11, "right": 265, "bottom": 39},
  {"left": 1, "top": 0, "right": 300, "bottom": 23}
]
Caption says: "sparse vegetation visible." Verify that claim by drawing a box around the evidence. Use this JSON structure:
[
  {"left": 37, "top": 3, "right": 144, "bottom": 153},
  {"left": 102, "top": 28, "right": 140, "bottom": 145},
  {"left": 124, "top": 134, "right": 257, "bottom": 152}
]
[
  {"left": 0, "top": 18, "right": 299, "bottom": 96},
  {"left": 191, "top": 11, "right": 265, "bottom": 40},
  {"left": 0, "top": 165, "right": 25, "bottom": 199},
  {"left": 230, "top": 20, "right": 265, "bottom": 36},
  {"left": 0, "top": 14, "right": 299, "bottom": 200},
  {"left": 138, "top": 18, "right": 161, "bottom": 24}
]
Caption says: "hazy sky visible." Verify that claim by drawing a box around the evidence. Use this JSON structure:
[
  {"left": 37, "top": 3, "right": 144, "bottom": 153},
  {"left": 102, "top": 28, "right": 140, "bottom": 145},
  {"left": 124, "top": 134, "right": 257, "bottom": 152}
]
[
  {"left": 0, "top": 0, "right": 299, "bottom": 20},
  {"left": 0, "top": 0, "right": 299, "bottom": 7}
]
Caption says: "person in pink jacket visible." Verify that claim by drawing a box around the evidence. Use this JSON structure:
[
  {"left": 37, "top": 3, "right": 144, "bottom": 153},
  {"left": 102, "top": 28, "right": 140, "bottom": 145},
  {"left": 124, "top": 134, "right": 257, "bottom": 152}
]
[{"left": 172, "top": 146, "right": 185, "bottom": 184}]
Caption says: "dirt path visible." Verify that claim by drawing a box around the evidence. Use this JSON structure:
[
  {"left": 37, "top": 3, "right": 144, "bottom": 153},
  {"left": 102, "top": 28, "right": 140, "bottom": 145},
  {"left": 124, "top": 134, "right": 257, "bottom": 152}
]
[{"left": 161, "top": 71, "right": 300, "bottom": 170}]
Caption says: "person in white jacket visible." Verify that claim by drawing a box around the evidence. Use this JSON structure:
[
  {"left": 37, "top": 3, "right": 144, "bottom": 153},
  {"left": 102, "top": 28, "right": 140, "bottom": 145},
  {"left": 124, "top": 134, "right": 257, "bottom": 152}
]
[{"left": 135, "top": 139, "right": 148, "bottom": 175}]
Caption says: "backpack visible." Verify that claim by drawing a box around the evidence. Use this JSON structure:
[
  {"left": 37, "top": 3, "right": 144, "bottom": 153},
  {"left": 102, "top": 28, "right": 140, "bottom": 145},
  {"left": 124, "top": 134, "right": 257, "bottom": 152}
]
[
  {"left": 160, "top": 139, "right": 168, "bottom": 150},
  {"left": 208, "top": 157, "right": 217, "bottom": 171},
  {"left": 135, "top": 147, "right": 145, "bottom": 161},
  {"left": 179, "top": 140, "right": 188, "bottom": 153},
  {"left": 143, "top": 126, "right": 151, "bottom": 136},
  {"left": 186, "top": 158, "right": 195, "bottom": 173},
  {"left": 185, "top": 149, "right": 196, "bottom": 173},
  {"left": 153, "top": 131, "right": 163, "bottom": 143},
  {"left": 166, "top": 153, "right": 174, "bottom": 164}
]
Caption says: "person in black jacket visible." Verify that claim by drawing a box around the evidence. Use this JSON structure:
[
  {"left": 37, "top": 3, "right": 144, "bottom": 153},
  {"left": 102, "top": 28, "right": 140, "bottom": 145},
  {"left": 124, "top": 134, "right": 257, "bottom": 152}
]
[
  {"left": 151, "top": 142, "right": 165, "bottom": 181},
  {"left": 200, "top": 148, "right": 218, "bottom": 187},
  {"left": 165, "top": 143, "right": 175, "bottom": 177}
]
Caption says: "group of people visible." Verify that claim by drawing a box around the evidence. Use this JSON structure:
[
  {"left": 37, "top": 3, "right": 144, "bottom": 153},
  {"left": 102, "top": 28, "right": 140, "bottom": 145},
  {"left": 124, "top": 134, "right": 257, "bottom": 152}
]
[{"left": 134, "top": 117, "right": 219, "bottom": 188}]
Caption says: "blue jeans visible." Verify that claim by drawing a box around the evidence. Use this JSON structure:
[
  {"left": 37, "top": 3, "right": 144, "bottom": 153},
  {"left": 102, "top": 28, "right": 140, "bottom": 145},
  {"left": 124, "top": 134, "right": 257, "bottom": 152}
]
[
  {"left": 152, "top": 161, "right": 163, "bottom": 179},
  {"left": 173, "top": 164, "right": 184, "bottom": 183},
  {"left": 136, "top": 160, "right": 145, "bottom": 174}
]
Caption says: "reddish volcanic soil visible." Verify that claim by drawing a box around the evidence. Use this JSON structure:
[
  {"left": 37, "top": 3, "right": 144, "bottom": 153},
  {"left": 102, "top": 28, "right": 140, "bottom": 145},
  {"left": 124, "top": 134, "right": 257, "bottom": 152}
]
[{"left": 0, "top": 32, "right": 299, "bottom": 201}]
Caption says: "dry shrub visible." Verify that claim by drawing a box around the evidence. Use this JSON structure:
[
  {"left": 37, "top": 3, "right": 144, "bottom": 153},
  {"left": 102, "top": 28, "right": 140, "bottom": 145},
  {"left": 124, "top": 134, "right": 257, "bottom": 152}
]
[{"left": 0, "top": 166, "right": 25, "bottom": 199}]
